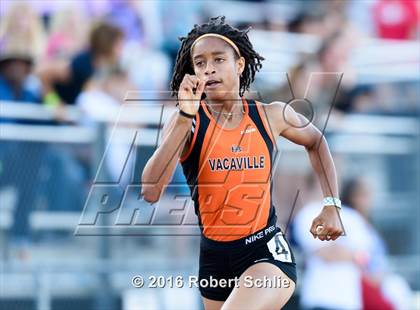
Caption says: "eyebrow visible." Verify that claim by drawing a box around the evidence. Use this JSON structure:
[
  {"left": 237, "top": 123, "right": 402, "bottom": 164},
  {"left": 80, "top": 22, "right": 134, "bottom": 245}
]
[{"left": 193, "top": 51, "right": 227, "bottom": 60}]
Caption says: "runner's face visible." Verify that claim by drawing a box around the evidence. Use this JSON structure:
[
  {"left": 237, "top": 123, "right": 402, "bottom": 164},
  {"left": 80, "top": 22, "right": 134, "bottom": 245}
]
[{"left": 191, "top": 37, "right": 244, "bottom": 101}]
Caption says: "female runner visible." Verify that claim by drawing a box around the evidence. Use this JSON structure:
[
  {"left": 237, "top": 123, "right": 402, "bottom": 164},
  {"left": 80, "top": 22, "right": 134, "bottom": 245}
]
[{"left": 142, "top": 16, "right": 343, "bottom": 310}]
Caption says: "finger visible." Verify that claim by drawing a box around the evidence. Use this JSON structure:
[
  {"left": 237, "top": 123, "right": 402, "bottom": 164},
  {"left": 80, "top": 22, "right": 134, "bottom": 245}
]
[
  {"left": 309, "top": 225, "right": 317, "bottom": 239},
  {"left": 310, "top": 223, "right": 318, "bottom": 238},
  {"left": 194, "top": 79, "right": 205, "bottom": 98},
  {"left": 331, "top": 228, "right": 343, "bottom": 240},
  {"left": 310, "top": 218, "right": 320, "bottom": 233},
  {"left": 182, "top": 80, "right": 196, "bottom": 92},
  {"left": 185, "top": 75, "right": 200, "bottom": 89},
  {"left": 318, "top": 232, "right": 327, "bottom": 241},
  {"left": 324, "top": 227, "right": 340, "bottom": 241},
  {"left": 310, "top": 219, "right": 322, "bottom": 237},
  {"left": 182, "top": 74, "right": 191, "bottom": 81},
  {"left": 181, "top": 77, "right": 196, "bottom": 91},
  {"left": 331, "top": 234, "right": 340, "bottom": 241},
  {"left": 181, "top": 74, "right": 191, "bottom": 86},
  {"left": 190, "top": 77, "right": 202, "bottom": 95},
  {"left": 317, "top": 226, "right": 331, "bottom": 241},
  {"left": 181, "top": 84, "right": 193, "bottom": 94},
  {"left": 325, "top": 230, "right": 335, "bottom": 241},
  {"left": 188, "top": 75, "right": 200, "bottom": 84}
]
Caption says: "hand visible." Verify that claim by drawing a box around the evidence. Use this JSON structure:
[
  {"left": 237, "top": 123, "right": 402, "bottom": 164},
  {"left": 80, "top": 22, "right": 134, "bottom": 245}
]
[
  {"left": 310, "top": 205, "right": 343, "bottom": 241},
  {"left": 177, "top": 74, "right": 205, "bottom": 116},
  {"left": 52, "top": 103, "right": 69, "bottom": 122}
]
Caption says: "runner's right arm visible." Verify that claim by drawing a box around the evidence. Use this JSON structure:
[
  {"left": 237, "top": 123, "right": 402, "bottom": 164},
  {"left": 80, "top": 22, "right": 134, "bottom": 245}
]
[{"left": 141, "top": 74, "right": 204, "bottom": 203}]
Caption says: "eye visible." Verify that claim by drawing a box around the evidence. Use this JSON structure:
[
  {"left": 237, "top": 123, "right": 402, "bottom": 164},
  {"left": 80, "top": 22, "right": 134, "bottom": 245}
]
[
  {"left": 215, "top": 57, "right": 224, "bottom": 63},
  {"left": 195, "top": 61, "right": 204, "bottom": 67}
]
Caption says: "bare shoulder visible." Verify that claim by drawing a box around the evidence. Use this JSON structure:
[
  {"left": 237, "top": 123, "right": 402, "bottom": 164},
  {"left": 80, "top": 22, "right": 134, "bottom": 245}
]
[
  {"left": 256, "top": 101, "right": 289, "bottom": 136},
  {"left": 261, "top": 101, "right": 287, "bottom": 113}
]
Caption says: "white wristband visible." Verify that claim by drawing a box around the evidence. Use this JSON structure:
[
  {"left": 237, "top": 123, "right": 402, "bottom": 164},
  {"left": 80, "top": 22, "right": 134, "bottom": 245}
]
[{"left": 323, "top": 197, "right": 342, "bottom": 209}]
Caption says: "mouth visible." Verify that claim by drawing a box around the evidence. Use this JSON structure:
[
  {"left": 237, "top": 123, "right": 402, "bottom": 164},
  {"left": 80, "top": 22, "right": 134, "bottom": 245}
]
[{"left": 205, "top": 79, "right": 222, "bottom": 89}]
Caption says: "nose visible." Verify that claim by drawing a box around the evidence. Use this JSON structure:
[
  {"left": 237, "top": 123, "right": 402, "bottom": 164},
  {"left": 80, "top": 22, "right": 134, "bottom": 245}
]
[{"left": 204, "top": 62, "right": 216, "bottom": 76}]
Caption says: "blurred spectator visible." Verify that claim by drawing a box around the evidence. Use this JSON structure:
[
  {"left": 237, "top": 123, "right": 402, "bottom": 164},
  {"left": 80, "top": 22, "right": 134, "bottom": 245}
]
[
  {"left": 76, "top": 66, "right": 137, "bottom": 186},
  {"left": 100, "top": 1, "right": 171, "bottom": 95},
  {"left": 292, "top": 175, "right": 412, "bottom": 309},
  {"left": 0, "top": 39, "right": 84, "bottom": 239},
  {"left": 339, "top": 85, "right": 376, "bottom": 113},
  {"left": 37, "top": 21, "right": 124, "bottom": 106},
  {"left": 265, "top": 30, "right": 357, "bottom": 126},
  {"left": 306, "top": 30, "right": 357, "bottom": 116},
  {"left": 341, "top": 178, "right": 413, "bottom": 310},
  {"left": 45, "top": 5, "right": 89, "bottom": 61},
  {"left": 0, "top": 36, "right": 42, "bottom": 239},
  {"left": 0, "top": 16, "right": 86, "bottom": 240},
  {"left": 287, "top": 1, "right": 360, "bottom": 40},
  {"left": 0, "top": 3, "right": 46, "bottom": 62},
  {"left": 287, "top": 10, "right": 327, "bottom": 38},
  {"left": 292, "top": 173, "right": 367, "bottom": 310},
  {"left": 372, "top": 0, "right": 419, "bottom": 40},
  {"left": 0, "top": 40, "right": 40, "bottom": 104}
]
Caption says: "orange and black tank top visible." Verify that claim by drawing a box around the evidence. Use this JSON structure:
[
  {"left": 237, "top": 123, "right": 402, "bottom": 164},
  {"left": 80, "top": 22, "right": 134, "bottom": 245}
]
[{"left": 180, "top": 98, "right": 279, "bottom": 249}]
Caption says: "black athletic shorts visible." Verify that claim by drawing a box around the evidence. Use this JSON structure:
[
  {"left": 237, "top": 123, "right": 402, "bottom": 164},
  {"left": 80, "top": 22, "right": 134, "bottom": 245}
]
[{"left": 198, "top": 227, "right": 297, "bottom": 301}]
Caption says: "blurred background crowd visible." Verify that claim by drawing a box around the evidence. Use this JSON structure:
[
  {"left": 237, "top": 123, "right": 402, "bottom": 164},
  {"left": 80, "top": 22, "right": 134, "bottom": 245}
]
[{"left": 0, "top": 0, "right": 418, "bottom": 309}]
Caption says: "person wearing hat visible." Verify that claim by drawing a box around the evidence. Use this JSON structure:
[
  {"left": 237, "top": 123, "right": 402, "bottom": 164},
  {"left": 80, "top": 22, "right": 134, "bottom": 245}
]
[{"left": 0, "top": 43, "right": 39, "bottom": 103}]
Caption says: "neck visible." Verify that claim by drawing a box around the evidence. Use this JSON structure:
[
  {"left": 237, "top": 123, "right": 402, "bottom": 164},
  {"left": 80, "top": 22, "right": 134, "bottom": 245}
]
[
  {"left": 94, "top": 55, "right": 115, "bottom": 70},
  {"left": 207, "top": 94, "right": 242, "bottom": 113}
]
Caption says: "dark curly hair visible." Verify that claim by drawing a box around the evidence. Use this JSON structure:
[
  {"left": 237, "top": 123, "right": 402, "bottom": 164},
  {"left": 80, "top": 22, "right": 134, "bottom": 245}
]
[{"left": 170, "top": 16, "right": 264, "bottom": 97}]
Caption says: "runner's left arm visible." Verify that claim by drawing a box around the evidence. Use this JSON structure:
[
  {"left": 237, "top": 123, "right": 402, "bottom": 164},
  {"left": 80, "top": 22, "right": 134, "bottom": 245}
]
[{"left": 267, "top": 102, "right": 343, "bottom": 241}]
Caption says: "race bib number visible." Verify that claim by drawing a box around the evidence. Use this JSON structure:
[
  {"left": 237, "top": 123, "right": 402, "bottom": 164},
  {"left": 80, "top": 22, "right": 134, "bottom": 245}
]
[{"left": 267, "top": 232, "right": 293, "bottom": 263}]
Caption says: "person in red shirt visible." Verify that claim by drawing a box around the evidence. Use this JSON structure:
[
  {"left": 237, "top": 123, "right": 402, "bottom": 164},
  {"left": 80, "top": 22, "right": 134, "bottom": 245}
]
[{"left": 373, "top": 0, "right": 419, "bottom": 40}]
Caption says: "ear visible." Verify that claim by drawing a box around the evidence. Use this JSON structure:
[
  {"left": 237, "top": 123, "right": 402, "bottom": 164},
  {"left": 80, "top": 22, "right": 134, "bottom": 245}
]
[{"left": 237, "top": 56, "right": 245, "bottom": 76}]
